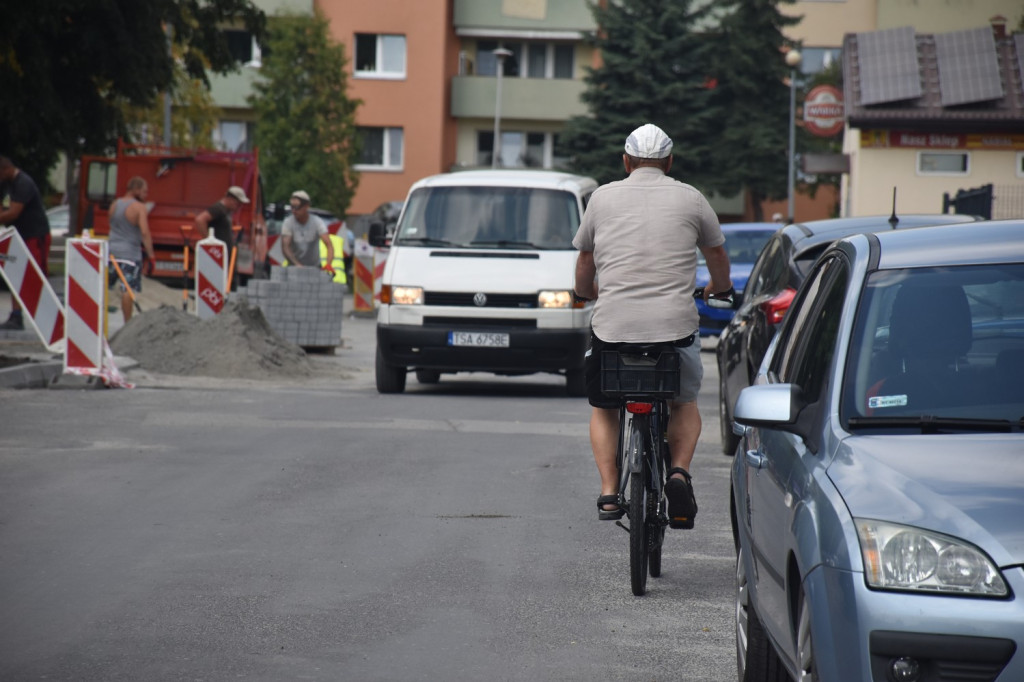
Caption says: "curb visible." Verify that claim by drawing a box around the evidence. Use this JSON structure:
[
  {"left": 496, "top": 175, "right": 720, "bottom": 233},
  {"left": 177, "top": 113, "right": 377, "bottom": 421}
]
[{"left": 0, "top": 360, "right": 64, "bottom": 389}]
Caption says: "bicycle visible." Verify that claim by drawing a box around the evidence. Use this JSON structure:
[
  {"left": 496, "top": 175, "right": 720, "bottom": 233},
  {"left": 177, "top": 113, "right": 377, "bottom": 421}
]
[{"left": 600, "top": 286, "right": 734, "bottom": 596}]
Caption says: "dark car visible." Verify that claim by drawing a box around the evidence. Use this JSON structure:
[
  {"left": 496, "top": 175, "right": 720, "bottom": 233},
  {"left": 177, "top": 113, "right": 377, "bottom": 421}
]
[
  {"left": 715, "top": 213, "right": 980, "bottom": 455},
  {"left": 694, "top": 222, "right": 776, "bottom": 336},
  {"left": 731, "top": 220, "right": 1024, "bottom": 682}
]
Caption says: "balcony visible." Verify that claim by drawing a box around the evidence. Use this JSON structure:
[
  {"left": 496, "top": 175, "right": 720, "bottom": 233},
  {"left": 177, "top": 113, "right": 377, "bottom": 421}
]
[{"left": 451, "top": 76, "right": 587, "bottom": 121}]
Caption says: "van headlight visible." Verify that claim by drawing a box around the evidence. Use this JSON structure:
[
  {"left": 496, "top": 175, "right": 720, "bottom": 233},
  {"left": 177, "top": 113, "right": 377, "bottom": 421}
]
[
  {"left": 385, "top": 285, "right": 423, "bottom": 305},
  {"left": 855, "top": 519, "right": 1007, "bottom": 596},
  {"left": 538, "top": 290, "right": 572, "bottom": 308}
]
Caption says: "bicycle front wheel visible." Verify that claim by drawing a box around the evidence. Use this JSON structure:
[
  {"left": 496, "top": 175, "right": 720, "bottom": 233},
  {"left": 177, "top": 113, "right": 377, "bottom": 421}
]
[{"left": 629, "top": 468, "right": 648, "bottom": 596}]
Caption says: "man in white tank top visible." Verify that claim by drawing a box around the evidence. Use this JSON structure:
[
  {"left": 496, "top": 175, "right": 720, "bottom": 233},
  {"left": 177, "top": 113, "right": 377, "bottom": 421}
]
[{"left": 108, "top": 176, "right": 155, "bottom": 321}]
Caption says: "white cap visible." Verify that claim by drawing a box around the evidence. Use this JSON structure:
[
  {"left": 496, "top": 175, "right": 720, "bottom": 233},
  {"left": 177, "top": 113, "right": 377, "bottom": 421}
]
[
  {"left": 624, "top": 123, "right": 673, "bottom": 159},
  {"left": 291, "top": 190, "right": 311, "bottom": 204},
  {"left": 226, "top": 186, "right": 250, "bottom": 204}
]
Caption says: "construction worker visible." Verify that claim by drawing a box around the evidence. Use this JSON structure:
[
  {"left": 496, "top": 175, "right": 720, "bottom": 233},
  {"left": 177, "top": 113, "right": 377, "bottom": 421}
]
[{"left": 320, "top": 231, "right": 347, "bottom": 285}]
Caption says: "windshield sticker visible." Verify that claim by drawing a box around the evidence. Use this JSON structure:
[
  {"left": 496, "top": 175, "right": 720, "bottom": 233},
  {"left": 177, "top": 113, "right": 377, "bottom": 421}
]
[{"left": 868, "top": 394, "right": 908, "bottom": 409}]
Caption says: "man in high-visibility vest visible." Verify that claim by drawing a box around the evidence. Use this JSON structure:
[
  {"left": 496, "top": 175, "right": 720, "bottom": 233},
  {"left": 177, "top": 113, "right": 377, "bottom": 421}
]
[{"left": 320, "top": 232, "right": 347, "bottom": 285}]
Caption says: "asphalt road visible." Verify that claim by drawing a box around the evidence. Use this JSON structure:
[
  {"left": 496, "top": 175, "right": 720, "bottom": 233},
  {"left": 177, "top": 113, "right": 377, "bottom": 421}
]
[{"left": 0, "top": 312, "right": 739, "bottom": 681}]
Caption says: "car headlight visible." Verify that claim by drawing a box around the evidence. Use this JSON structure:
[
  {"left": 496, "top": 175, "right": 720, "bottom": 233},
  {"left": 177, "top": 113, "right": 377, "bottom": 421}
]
[
  {"left": 538, "top": 290, "right": 572, "bottom": 308},
  {"left": 855, "top": 519, "right": 1007, "bottom": 596},
  {"left": 386, "top": 285, "right": 423, "bottom": 305}
]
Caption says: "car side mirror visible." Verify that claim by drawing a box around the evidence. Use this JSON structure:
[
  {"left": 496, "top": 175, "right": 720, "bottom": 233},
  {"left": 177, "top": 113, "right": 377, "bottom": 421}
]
[
  {"left": 368, "top": 221, "right": 389, "bottom": 248},
  {"left": 734, "top": 383, "right": 819, "bottom": 452},
  {"left": 734, "top": 384, "right": 803, "bottom": 427}
]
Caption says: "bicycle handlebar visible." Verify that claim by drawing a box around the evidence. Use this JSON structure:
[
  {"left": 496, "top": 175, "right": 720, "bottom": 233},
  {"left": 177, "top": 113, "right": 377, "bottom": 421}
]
[{"left": 693, "top": 286, "right": 735, "bottom": 309}]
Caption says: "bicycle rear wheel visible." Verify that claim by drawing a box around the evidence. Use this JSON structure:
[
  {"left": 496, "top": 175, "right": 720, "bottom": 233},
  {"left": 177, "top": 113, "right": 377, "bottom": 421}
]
[{"left": 629, "top": 469, "right": 648, "bottom": 595}]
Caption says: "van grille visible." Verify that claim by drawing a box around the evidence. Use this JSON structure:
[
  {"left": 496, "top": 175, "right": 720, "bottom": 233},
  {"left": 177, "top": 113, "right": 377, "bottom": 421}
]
[
  {"left": 424, "top": 292, "right": 537, "bottom": 308},
  {"left": 423, "top": 317, "right": 537, "bottom": 328}
]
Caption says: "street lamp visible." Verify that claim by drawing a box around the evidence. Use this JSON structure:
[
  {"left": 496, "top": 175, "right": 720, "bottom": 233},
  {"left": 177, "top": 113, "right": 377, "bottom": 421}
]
[
  {"left": 785, "top": 49, "right": 802, "bottom": 222},
  {"left": 492, "top": 47, "right": 513, "bottom": 168}
]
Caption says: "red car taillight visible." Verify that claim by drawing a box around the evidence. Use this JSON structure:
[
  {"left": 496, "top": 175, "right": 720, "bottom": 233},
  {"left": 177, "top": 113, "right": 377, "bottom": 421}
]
[{"left": 761, "top": 288, "right": 796, "bottom": 326}]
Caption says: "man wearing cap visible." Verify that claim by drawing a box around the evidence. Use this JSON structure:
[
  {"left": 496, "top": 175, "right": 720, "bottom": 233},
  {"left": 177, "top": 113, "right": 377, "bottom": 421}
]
[
  {"left": 573, "top": 123, "right": 732, "bottom": 528},
  {"left": 281, "top": 190, "right": 334, "bottom": 269},
  {"left": 194, "top": 185, "right": 249, "bottom": 247}
]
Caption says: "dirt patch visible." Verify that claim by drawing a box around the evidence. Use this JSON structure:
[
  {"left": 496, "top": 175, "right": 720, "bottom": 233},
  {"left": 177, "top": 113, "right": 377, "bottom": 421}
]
[{"left": 109, "top": 301, "right": 313, "bottom": 380}]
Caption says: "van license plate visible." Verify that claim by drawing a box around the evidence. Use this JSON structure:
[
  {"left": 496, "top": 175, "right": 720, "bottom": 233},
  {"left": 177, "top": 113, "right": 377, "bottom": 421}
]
[{"left": 448, "top": 332, "right": 510, "bottom": 348}]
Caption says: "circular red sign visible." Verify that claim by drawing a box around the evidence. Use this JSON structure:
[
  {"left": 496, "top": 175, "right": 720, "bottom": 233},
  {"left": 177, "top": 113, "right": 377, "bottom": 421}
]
[{"left": 803, "top": 85, "right": 845, "bottom": 137}]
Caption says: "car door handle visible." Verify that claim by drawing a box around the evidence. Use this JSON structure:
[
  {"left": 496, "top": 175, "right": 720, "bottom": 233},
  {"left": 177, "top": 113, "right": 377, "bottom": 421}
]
[{"left": 745, "top": 450, "right": 765, "bottom": 470}]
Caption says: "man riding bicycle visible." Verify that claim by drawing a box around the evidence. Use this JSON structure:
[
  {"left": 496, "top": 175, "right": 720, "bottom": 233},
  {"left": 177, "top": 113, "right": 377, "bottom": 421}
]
[{"left": 573, "top": 123, "right": 732, "bottom": 528}]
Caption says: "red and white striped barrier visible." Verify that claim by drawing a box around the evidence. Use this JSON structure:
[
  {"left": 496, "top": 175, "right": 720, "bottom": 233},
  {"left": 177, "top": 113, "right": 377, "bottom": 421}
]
[
  {"left": 61, "top": 239, "right": 132, "bottom": 388},
  {"left": 64, "top": 238, "right": 106, "bottom": 372},
  {"left": 0, "top": 226, "right": 64, "bottom": 351},
  {"left": 353, "top": 238, "right": 374, "bottom": 313},
  {"left": 195, "top": 230, "right": 228, "bottom": 319},
  {"left": 373, "top": 247, "right": 388, "bottom": 304}
]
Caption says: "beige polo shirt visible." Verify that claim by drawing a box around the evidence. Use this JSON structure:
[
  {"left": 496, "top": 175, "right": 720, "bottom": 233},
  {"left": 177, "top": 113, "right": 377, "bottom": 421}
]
[{"left": 573, "top": 167, "right": 724, "bottom": 343}]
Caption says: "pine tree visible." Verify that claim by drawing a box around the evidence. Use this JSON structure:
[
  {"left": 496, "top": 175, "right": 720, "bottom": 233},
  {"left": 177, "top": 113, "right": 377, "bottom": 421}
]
[
  {"left": 250, "top": 11, "right": 362, "bottom": 218},
  {"left": 705, "top": 0, "right": 799, "bottom": 218},
  {"left": 559, "top": 0, "right": 720, "bottom": 187}
]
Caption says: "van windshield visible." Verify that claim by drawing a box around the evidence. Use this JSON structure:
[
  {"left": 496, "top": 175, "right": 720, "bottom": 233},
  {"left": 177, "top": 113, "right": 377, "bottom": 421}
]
[{"left": 393, "top": 186, "right": 581, "bottom": 250}]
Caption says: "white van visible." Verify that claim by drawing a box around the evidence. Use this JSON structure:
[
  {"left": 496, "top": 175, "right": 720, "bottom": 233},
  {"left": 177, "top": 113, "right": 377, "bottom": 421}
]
[{"left": 369, "top": 169, "right": 598, "bottom": 395}]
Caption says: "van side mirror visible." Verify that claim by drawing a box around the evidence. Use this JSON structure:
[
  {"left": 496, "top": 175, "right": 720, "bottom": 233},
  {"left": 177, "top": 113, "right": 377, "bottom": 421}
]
[{"left": 368, "top": 221, "right": 389, "bottom": 247}]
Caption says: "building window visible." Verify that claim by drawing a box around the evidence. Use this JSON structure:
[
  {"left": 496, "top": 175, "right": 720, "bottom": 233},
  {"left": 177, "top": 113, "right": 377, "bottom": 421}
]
[
  {"left": 477, "top": 131, "right": 563, "bottom": 169},
  {"left": 799, "top": 47, "right": 841, "bottom": 75},
  {"left": 215, "top": 121, "right": 251, "bottom": 153},
  {"left": 357, "top": 127, "right": 404, "bottom": 170},
  {"left": 355, "top": 34, "right": 406, "bottom": 78},
  {"left": 224, "top": 29, "right": 261, "bottom": 67},
  {"left": 917, "top": 151, "right": 969, "bottom": 176},
  {"left": 476, "top": 41, "right": 574, "bottom": 79}
]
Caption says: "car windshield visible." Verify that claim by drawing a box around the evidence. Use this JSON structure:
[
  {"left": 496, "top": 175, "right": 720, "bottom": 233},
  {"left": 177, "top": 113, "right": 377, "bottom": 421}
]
[
  {"left": 394, "top": 186, "right": 580, "bottom": 249},
  {"left": 841, "top": 263, "right": 1024, "bottom": 426},
  {"left": 697, "top": 229, "right": 774, "bottom": 265}
]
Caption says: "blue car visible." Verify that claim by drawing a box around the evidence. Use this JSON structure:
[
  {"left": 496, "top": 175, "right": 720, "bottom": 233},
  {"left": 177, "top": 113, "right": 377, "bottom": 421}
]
[
  {"left": 731, "top": 220, "right": 1024, "bottom": 681},
  {"left": 695, "top": 222, "right": 776, "bottom": 336}
]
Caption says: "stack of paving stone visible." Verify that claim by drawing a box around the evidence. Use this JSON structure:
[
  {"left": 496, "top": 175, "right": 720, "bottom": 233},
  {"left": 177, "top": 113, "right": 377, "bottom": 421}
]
[{"left": 237, "top": 266, "right": 343, "bottom": 348}]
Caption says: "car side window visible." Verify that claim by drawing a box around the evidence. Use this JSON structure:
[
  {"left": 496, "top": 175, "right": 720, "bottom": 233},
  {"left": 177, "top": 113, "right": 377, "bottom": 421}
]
[
  {"left": 770, "top": 256, "right": 847, "bottom": 387},
  {"left": 789, "top": 263, "right": 848, "bottom": 400},
  {"left": 747, "top": 236, "right": 780, "bottom": 298}
]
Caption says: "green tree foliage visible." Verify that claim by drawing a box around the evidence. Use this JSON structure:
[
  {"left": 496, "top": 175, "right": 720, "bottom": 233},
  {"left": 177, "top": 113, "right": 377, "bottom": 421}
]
[
  {"left": 705, "top": 0, "right": 799, "bottom": 218},
  {"left": 121, "top": 61, "right": 220, "bottom": 149},
  {"left": 250, "top": 12, "right": 361, "bottom": 218},
  {"left": 0, "top": 0, "right": 265, "bottom": 192},
  {"left": 559, "top": 0, "right": 719, "bottom": 187}
]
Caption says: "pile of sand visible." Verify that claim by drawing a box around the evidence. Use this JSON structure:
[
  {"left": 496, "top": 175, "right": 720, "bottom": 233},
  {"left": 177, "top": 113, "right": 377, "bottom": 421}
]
[{"left": 109, "top": 301, "right": 313, "bottom": 379}]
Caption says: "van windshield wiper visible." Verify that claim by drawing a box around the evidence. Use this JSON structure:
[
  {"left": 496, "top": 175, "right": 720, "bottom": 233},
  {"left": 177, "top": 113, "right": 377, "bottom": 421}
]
[
  {"left": 395, "top": 237, "right": 460, "bottom": 247},
  {"left": 469, "top": 239, "right": 549, "bottom": 250},
  {"left": 847, "top": 416, "right": 1017, "bottom": 434}
]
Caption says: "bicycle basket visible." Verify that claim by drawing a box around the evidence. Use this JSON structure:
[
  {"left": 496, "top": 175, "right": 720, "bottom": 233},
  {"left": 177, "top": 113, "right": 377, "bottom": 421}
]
[{"left": 600, "top": 349, "right": 681, "bottom": 397}]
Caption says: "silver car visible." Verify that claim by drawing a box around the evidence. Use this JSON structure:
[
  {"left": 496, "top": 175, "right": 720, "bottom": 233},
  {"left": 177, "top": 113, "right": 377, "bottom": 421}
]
[{"left": 730, "top": 220, "right": 1024, "bottom": 681}]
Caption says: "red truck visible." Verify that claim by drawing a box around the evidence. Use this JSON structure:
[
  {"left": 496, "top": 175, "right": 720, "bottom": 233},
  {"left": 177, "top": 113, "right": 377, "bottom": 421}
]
[{"left": 77, "top": 140, "right": 267, "bottom": 280}]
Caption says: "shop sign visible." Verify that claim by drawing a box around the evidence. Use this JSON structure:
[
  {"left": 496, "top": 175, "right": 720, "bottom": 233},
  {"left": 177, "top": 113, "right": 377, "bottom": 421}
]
[{"left": 803, "top": 85, "right": 844, "bottom": 137}]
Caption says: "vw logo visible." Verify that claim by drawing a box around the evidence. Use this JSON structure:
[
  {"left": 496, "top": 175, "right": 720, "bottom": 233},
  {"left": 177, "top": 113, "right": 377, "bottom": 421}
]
[{"left": 473, "top": 292, "right": 487, "bottom": 307}]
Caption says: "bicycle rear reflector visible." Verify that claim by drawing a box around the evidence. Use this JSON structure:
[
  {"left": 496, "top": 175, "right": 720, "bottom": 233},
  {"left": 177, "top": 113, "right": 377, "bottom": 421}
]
[{"left": 626, "top": 402, "right": 654, "bottom": 414}]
